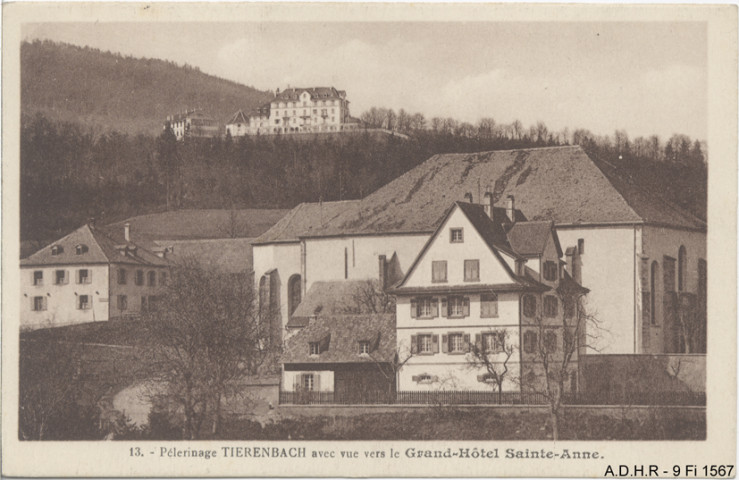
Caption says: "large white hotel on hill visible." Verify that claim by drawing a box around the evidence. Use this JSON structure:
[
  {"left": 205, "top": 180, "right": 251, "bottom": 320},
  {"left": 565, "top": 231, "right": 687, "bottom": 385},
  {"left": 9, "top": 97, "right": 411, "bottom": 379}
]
[{"left": 226, "top": 87, "right": 361, "bottom": 136}]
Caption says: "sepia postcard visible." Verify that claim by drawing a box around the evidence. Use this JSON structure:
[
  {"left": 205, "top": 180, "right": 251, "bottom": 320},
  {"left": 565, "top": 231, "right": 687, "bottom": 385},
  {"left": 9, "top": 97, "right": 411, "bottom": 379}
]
[{"left": 2, "top": 2, "right": 737, "bottom": 478}]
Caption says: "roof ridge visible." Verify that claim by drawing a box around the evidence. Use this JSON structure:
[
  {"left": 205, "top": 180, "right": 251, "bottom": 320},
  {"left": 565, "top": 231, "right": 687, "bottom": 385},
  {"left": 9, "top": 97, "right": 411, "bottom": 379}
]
[{"left": 437, "top": 145, "right": 582, "bottom": 157}]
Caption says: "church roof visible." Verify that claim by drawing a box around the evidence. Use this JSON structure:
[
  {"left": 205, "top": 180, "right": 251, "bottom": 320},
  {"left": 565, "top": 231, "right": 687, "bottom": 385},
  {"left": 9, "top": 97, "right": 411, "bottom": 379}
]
[
  {"left": 297, "top": 146, "right": 704, "bottom": 237},
  {"left": 253, "top": 200, "right": 360, "bottom": 245}
]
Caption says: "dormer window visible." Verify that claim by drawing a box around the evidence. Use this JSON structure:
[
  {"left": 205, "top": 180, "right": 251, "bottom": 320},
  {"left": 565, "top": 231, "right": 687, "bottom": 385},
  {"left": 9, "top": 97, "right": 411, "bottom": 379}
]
[
  {"left": 309, "top": 342, "right": 320, "bottom": 356},
  {"left": 75, "top": 244, "right": 89, "bottom": 255},
  {"left": 359, "top": 341, "right": 370, "bottom": 355},
  {"left": 51, "top": 245, "right": 63, "bottom": 255},
  {"left": 543, "top": 261, "right": 558, "bottom": 281}
]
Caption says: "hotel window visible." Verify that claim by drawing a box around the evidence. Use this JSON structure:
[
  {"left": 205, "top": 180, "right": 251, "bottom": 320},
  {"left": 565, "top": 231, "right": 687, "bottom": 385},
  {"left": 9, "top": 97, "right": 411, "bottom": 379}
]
[
  {"left": 118, "top": 269, "right": 127, "bottom": 285},
  {"left": 543, "top": 261, "right": 558, "bottom": 281},
  {"left": 413, "top": 297, "right": 437, "bottom": 319},
  {"left": 117, "top": 295, "right": 128, "bottom": 311},
  {"left": 33, "top": 271, "right": 43, "bottom": 286},
  {"left": 417, "top": 334, "right": 433, "bottom": 354},
  {"left": 32, "top": 296, "right": 46, "bottom": 311},
  {"left": 544, "top": 295, "right": 558, "bottom": 317},
  {"left": 447, "top": 296, "right": 469, "bottom": 318},
  {"left": 77, "top": 269, "right": 91, "bottom": 284},
  {"left": 523, "top": 294, "right": 537, "bottom": 317},
  {"left": 432, "top": 261, "right": 447, "bottom": 283},
  {"left": 78, "top": 295, "right": 91, "bottom": 310},
  {"left": 148, "top": 271, "right": 156, "bottom": 287},
  {"left": 447, "top": 333, "right": 466, "bottom": 353},
  {"left": 359, "top": 341, "right": 370, "bottom": 355},
  {"left": 55, "top": 270, "right": 67, "bottom": 285},
  {"left": 482, "top": 332, "right": 504, "bottom": 353},
  {"left": 450, "top": 228, "right": 463, "bottom": 243},
  {"left": 135, "top": 270, "right": 144, "bottom": 286},
  {"left": 464, "top": 259, "right": 480, "bottom": 282},
  {"left": 480, "top": 293, "right": 498, "bottom": 318}
]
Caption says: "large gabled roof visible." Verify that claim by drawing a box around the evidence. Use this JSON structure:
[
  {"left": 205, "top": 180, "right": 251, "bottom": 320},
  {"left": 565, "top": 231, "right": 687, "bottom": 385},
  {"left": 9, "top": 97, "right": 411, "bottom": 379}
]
[
  {"left": 282, "top": 313, "right": 396, "bottom": 364},
  {"left": 227, "top": 110, "right": 249, "bottom": 125},
  {"left": 253, "top": 200, "right": 360, "bottom": 245},
  {"left": 274, "top": 87, "right": 344, "bottom": 103},
  {"left": 21, "top": 224, "right": 169, "bottom": 267},
  {"left": 393, "top": 201, "right": 549, "bottom": 293},
  {"left": 288, "top": 279, "right": 380, "bottom": 328},
  {"left": 302, "top": 146, "right": 704, "bottom": 237}
]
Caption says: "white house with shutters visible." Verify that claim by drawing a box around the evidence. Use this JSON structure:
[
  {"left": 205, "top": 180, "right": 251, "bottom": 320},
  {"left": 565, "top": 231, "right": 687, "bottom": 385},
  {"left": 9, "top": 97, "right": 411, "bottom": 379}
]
[
  {"left": 20, "top": 223, "right": 170, "bottom": 330},
  {"left": 389, "top": 198, "right": 585, "bottom": 391}
]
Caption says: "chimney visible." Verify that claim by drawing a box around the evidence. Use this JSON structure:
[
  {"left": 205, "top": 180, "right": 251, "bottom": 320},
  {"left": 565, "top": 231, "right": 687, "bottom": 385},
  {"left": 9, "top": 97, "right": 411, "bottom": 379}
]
[
  {"left": 483, "top": 192, "right": 493, "bottom": 218},
  {"left": 506, "top": 195, "right": 515, "bottom": 222},
  {"left": 464, "top": 192, "right": 473, "bottom": 203},
  {"left": 124, "top": 222, "right": 131, "bottom": 242},
  {"left": 378, "top": 255, "right": 387, "bottom": 290}
]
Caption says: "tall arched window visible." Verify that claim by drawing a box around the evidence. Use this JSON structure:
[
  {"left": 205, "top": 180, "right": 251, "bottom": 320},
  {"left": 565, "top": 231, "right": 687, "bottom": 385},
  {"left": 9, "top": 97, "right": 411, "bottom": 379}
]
[
  {"left": 650, "top": 261, "right": 659, "bottom": 325},
  {"left": 678, "top": 246, "right": 687, "bottom": 291},
  {"left": 259, "top": 275, "right": 269, "bottom": 313},
  {"left": 288, "top": 274, "right": 302, "bottom": 317}
]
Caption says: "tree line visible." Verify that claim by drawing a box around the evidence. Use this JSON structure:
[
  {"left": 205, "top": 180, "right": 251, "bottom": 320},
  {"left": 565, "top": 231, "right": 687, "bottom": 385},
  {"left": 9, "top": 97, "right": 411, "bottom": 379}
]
[{"left": 21, "top": 110, "right": 706, "bottom": 245}]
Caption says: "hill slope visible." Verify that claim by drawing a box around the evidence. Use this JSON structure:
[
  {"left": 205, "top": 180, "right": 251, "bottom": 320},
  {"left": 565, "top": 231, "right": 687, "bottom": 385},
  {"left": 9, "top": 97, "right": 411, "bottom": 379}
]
[{"left": 21, "top": 40, "right": 273, "bottom": 136}]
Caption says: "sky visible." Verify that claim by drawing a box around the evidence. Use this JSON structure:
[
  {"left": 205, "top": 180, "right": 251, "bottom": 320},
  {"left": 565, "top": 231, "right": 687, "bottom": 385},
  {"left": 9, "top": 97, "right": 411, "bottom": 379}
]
[{"left": 24, "top": 21, "right": 707, "bottom": 140}]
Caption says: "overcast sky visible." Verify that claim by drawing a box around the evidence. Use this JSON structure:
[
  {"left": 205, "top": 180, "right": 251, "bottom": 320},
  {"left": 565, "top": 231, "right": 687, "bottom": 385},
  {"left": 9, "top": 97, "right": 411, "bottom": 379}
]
[{"left": 25, "top": 22, "right": 707, "bottom": 140}]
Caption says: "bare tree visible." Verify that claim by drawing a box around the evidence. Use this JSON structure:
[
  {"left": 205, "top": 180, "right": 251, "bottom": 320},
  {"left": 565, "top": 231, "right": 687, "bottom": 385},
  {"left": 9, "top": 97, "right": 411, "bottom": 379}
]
[
  {"left": 142, "top": 260, "right": 269, "bottom": 438},
  {"left": 341, "top": 279, "right": 396, "bottom": 315},
  {"left": 216, "top": 208, "right": 248, "bottom": 238},
  {"left": 675, "top": 293, "right": 705, "bottom": 354},
  {"left": 368, "top": 341, "right": 414, "bottom": 402},
  {"left": 525, "top": 280, "right": 597, "bottom": 440},
  {"left": 466, "top": 329, "right": 517, "bottom": 403}
]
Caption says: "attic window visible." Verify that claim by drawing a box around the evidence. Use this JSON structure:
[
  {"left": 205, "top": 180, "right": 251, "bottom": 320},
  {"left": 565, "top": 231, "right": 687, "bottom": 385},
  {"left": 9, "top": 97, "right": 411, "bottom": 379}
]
[
  {"left": 450, "top": 228, "right": 463, "bottom": 243},
  {"left": 359, "top": 341, "right": 370, "bottom": 355},
  {"left": 51, "top": 245, "right": 63, "bottom": 255},
  {"left": 75, "top": 244, "right": 89, "bottom": 255},
  {"left": 309, "top": 342, "right": 320, "bottom": 356}
]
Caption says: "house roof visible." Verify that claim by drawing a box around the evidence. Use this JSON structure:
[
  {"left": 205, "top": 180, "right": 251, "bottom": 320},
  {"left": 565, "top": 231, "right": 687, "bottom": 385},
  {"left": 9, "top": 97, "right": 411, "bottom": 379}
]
[
  {"left": 506, "top": 221, "right": 562, "bottom": 257},
  {"left": 289, "top": 279, "right": 381, "bottom": 328},
  {"left": 274, "top": 87, "right": 344, "bottom": 103},
  {"left": 21, "top": 224, "right": 169, "bottom": 267},
  {"left": 300, "top": 146, "right": 704, "bottom": 237},
  {"left": 154, "top": 238, "right": 254, "bottom": 274},
  {"left": 108, "top": 209, "right": 289, "bottom": 241},
  {"left": 227, "top": 110, "right": 249, "bottom": 125},
  {"left": 394, "top": 201, "right": 550, "bottom": 293},
  {"left": 282, "top": 314, "right": 396, "bottom": 364},
  {"left": 253, "top": 201, "right": 360, "bottom": 245}
]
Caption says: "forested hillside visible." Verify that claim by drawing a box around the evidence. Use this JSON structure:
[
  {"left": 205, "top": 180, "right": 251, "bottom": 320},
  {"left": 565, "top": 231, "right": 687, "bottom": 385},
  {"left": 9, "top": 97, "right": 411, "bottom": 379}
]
[
  {"left": 21, "top": 40, "right": 272, "bottom": 135},
  {"left": 20, "top": 112, "right": 706, "bottom": 245}
]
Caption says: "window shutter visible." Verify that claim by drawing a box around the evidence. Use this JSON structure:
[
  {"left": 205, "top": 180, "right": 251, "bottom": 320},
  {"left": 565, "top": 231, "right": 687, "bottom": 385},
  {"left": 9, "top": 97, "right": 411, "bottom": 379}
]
[
  {"left": 30, "top": 297, "right": 35, "bottom": 310},
  {"left": 410, "top": 298, "right": 418, "bottom": 318},
  {"left": 475, "top": 333, "right": 481, "bottom": 350},
  {"left": 43, "top": 297, "right": 48, "bottom": 310},
  {"left": 463, "top": 297, "right": 470, "bottom": 317},
  {"left": 64, "top": 270, "right": 69, "bottom": 284},
  {"left": 431, "top": 335, "right": 439, "bottom": 354},
  {"left": 410, "top": 335, "right": 418, "bottom": 354},
  {"left": 477, "top": 374, "right": 485, "bottom": 382},
  {"left": 441, "top": 334, "right": 448, "bottom": 353},
  {"left": 315, "top": 374, "right": 321, "bottom": 392},
  {"left": 464, "top": 334, "right": 471, "bottom": 352},
  {"left": 432, "top": 375, "right": 439, "bottom": 382},
  {"left": 412, "top": 375, "right": 420, "bottom": 382},
  {"left": 441, "top": 297, "right": 448, "bottom": 317},
  {"left": 431, "top": 298, "right": 439, "bottom": 318},
  {"left": 294, "top": 375, "right": 301, "bottom": 391}
]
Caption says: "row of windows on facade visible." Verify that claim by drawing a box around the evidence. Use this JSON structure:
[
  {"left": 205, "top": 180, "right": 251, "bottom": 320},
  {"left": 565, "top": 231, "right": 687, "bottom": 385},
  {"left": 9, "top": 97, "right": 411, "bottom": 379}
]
[
  {"left": 271, "top": 108, "right": 337, "bottom": 118},
  {"left": 645, "top": 248, "right": 706, "bottom": 326},
  {"left": 50, "top": 244, "right": 88, "bottom": 255},
  {"left": 30, "top": 294, "right": 158, "bottom": 311},
  {"left": 430, "top": 258, "right": 559, "bottom": 284},
  {"left": 410, "top": 330, "right": 560, "bottom": 356},
  {"left": 274, "top": 116, "right": 336, "bottom": 125},
  {"left": 33, "top": 269, "right": 165, "bottom": 287},
  {"left": 273, "top": 99, "right": 339, "bottom": 109},
  {"left": 410, "top": 294, "right": 566, "bottom": 319},
  {"left": 308, "top": 340, "right": 372, "bottom": 356}
]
